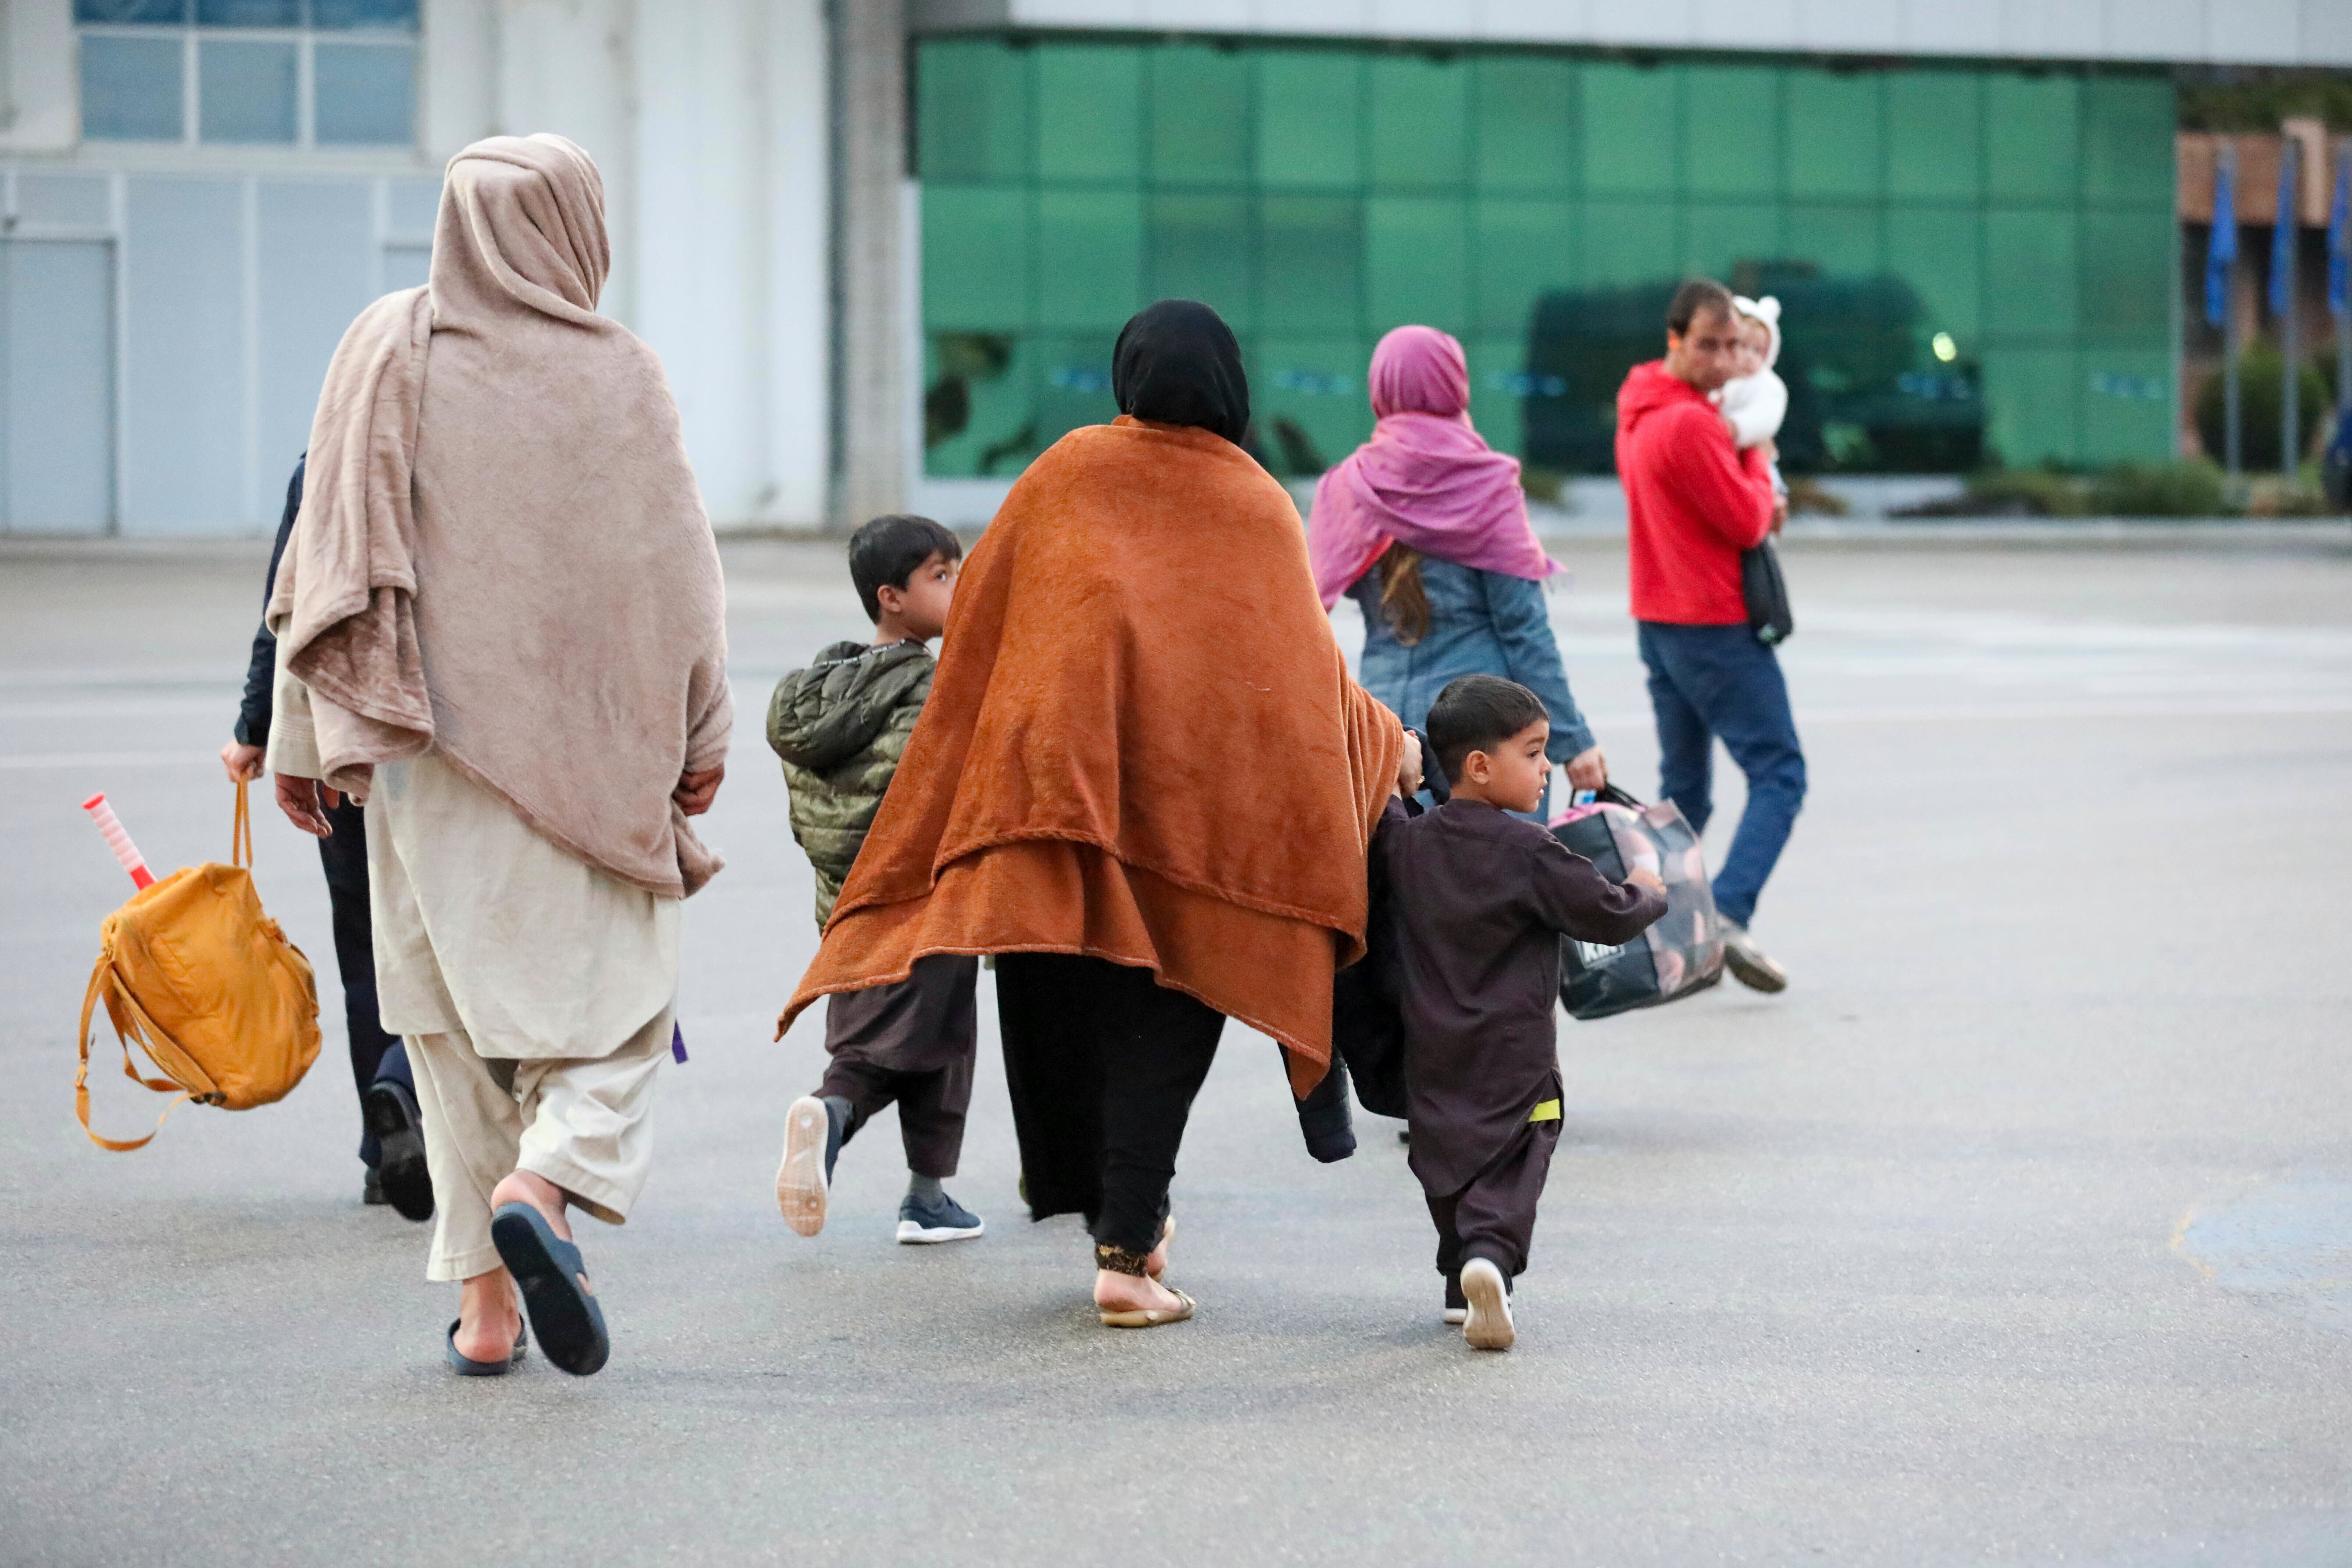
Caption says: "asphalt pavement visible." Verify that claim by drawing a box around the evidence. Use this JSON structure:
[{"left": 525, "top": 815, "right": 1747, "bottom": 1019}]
[{"left": 4, "top": 533, "right": 2351, "bottom": 1566}]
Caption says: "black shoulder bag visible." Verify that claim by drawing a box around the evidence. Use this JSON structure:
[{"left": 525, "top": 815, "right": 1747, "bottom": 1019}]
[{"left": 1741, "top": 537, "right": 1794, "bottom": 646}]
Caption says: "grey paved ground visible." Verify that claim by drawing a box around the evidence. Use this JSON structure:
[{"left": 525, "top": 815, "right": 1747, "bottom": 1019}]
[{"left": 4, "top": 534, "right": 2352, "bottom": 1566}]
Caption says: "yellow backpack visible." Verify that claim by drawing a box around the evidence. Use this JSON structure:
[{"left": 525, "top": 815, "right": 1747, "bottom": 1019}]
[{"left": 77, "top": 782, "right": 322, "bottom": 1151}]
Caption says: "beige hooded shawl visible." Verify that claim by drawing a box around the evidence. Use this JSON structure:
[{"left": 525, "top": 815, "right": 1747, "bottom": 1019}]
[{"left": 268, "top": 134, "right": 732, "bottom": 898}]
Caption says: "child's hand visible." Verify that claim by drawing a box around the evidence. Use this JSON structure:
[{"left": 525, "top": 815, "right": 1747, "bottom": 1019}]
[
  {"left": 1626, "top": 867, "right": 1665, "bottom": 894},
  {"left": 1395, "top": 729, "right": 1424, "bottom": 797}
]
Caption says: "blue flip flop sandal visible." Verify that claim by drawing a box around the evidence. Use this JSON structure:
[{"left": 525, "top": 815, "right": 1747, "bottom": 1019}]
[
  {"left": 445, "top": 1318, "right": 529, "bottom": 1376},
  {"left": 490, "top": 1201, "right": 609, "bottom": 1376}
]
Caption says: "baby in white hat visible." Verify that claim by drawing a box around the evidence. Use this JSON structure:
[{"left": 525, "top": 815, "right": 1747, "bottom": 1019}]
[{"left": 1716, "top": 294, "right": 1787, "bottom": 503}]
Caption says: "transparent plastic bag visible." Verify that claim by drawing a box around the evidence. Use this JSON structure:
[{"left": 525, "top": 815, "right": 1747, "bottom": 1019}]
[{"left": 1548, "top": 786, "right": 1723, "bottom": 1020}]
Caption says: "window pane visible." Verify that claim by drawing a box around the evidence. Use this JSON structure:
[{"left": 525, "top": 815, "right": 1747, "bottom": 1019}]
[
  {"left": 312, "top": 0, "right": 420, "bottom": 30},
  {"left": 1036, "top": 46, "right": 1139, "bottom": 183},
  {"left": 1683, "top": 200, "right": 1781, "bottom": 284},
  {"left": 1786, "top": 69, "right": 1880, "bottom": 199},
  {"left": 2081, "top": 77, "right": 2173, "bottom": 208},
  {"left": 1148, "top": 195, "right": 1253, "bottom": 332},
  {"left": 1474, "top": 199, "right": 1574, "bottom": 337},
  {"left": 1036, "top": 191, "right": 1141, "bottom": 330},
  {"left": 383, "top": 242, "right": 429, "bottom": 292},
  {"left": 1257, "top": 53, "right": 1361, "bottom": 191},
  {"left": 197, "top": 0, "right": 299, "bottom": 24},
  {"left": 1473, "top": 57, "right": 1571, "bottom": 195},
  {"left": 1464, "top": 337, "right": 1535, "bottom": 460},
  {"left": 1987, "top": 75, "right": 2078, "bottom": 202},
  {"left": 1886, "top": 205, "right": 1981, "bottom": 339},
  {"left": 1369, "top": 55, "right": 1467, "bottom": 193},
  {"left": 1365, "top": 196, "right": 1468, "bottom": 335},
  {"left": 1981, "top": 345, "right": 2079, "bottom": 464},
  {"left": 917, "top": 40, "right": 1028, "bottom": 183},
  {"left": 387, "top": 178, "right": 441, "bottom": 235},
  {"left": 1149, "top": 45, "right": 1250, "bottom": 187},
  {"left": 315, "top": 43, "right": 413, "bottom": 145},
  {"left": 1985, "top": 207, "right": 2077, "bottom": 335},
  {"left": 1256, "top": 337, "right": 1369, "bottom": 477},
  {"left": 199, "top": 38, "right": 296, "bottom": 142},
  {"left": 1035, "top": 331, "right": 1120, "bottom": 451},
  {"left": 925, "top": 333, "right": 1035, "bottom": 477},
  {"left": 1581, "top": 65, "right": 1675, "bottom": 198},
  {"left": 1784, "top": 202, "right": 1880, "bottom": 278},
  {"left": 80, "top": 35, "right": 184, "bottom": 141},
  {"left": 18, "top": 174, "right": 114, "bottom": 226},
  {"left": 75, "top": 0, "right": 186, "bottom": 21},
  {"left": 2078, "top": 209, "right": 2171, "bottom": 344},
  {"left": 1682, "top": 65, "right": 1777, "bottom": 199},
  {"left": 1886, "top": 72, "right": 1979, "bottom": 200},
  {"left": 1580, "top": 198, "right": 1674, "bottom": 288},
  {"left": 1260, "top": 197, "right": 1361, "bottom": 335},
  {"left": 2080, "top": 347, "right": 2171, "bottom": 462},
  {"left": 921, "top": 185, "right": 1030, "bottom": 331}
]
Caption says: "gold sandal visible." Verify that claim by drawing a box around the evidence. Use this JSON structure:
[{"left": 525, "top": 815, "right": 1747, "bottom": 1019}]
[{"left": 1099, "top": 1287, "right": 1195, "bottom": 1329}]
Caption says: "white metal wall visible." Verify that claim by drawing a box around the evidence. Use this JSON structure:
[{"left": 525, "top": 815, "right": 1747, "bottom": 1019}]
[{"left": 0, "top": 0, "right": 832, "bottom": 534}]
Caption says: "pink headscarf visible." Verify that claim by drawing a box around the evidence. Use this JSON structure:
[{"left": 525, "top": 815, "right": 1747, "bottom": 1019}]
[{"left": 1307, "top": 325, "right": 1563, "bottom": 609}]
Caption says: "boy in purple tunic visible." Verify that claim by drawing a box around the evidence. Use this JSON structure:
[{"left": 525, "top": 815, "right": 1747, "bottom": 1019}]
[{"left": 1380, "top": 675, "right": 1667, "bottom": 1350}]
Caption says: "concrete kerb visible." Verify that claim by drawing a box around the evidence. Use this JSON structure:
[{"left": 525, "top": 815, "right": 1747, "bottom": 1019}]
[{"left": 6, "top": 518, "right": 2348, "bottom": 561}]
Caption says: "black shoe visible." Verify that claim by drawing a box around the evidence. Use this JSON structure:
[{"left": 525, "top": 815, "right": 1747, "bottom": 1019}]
[
  {"left": 896, "top": 1188, "right": 985, "bottom": 1244},
  {"left": 362, "top": 1079, "right": 436, "bottom": 1222},
  {"left": 1442, "top": 1275, "right": 1467, "bottom": 1326},
  {"left": 363, "top": 1168, "right": 389, "bottom": 1206}
]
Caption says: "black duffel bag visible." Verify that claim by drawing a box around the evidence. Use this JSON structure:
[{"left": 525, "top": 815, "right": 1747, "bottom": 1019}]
[{"left": 1742, "top": 536, "right": 1793, "bottom": 646}]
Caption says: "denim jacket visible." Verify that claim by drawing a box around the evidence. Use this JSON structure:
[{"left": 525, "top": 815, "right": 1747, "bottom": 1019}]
[{"left": 1348, "top": 556, "right": 1596, "bottom": 764}]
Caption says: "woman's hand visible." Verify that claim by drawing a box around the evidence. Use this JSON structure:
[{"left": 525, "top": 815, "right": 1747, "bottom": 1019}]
[
  {"left": 1394, "top": 730, "right": 1423, "bottom": 798},
  {"left": 674, "top": 763, "right": 725, "bottom": 817},
  {"left": 220, "top": 739, "right": 265, "bottom": 783},
  {"left": 274, "top": 773, "right": 342, "bottom": 838},
  {"left": 1565, "top": 746, "right": 1607, "bottom": 793}
]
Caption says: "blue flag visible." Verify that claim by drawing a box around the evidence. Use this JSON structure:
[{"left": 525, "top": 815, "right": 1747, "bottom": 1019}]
[
  {"left": 2329, "top": 146, "right": 2349, "bottom": 317},
  {"left": 2271, "top": 139, "right": 2299, "bottom": 318},
  {"left": 2207, "top": 150, "right": 2237, "bottom": 328}
]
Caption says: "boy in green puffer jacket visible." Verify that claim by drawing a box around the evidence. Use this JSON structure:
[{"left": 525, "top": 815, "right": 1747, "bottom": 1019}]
[{"left": 768, "top": 514, "right": 985, "bottom": 1246}]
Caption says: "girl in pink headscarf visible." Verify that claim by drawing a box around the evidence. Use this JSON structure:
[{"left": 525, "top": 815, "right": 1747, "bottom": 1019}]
[{"left": 1311, "top": 325, "right": 1608, "bottom": 797}]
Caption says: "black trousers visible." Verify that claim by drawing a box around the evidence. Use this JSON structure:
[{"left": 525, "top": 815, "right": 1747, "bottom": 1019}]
[
  {"left": 995, "top": 953, "right": 1224, "bottom": 1254},
  {"left": 319, "top": 796, "right": 411, "bottom": 1167},
  {"left": 1427, "top": 1119, "right": 1559, "bottom": 1281},
  {"left": 818, "top": 954, "right": 980, "bottom": 1178}
]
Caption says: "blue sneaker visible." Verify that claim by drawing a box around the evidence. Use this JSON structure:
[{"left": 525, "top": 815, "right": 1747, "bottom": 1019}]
[{"left": 896, "top": 1188, "right": 984, "bottom": 1244}]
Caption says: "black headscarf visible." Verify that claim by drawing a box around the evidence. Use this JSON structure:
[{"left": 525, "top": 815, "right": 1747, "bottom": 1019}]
[{"left": 1111, "top": 299, "right": 1250, "bottom": 446}]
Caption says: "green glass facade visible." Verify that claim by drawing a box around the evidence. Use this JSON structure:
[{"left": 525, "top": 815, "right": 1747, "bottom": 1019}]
[{"left": 917, "top": 36, "right": 2178, "bottom": 480}]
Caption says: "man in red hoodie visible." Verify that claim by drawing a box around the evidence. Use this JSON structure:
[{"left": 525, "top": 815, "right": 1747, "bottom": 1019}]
[{"left": 1615, "top": 278, "right": 1802, "bottom": 991}]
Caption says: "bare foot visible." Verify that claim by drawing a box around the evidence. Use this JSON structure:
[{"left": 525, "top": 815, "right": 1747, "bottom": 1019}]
[
  {"left": 489, "top": 1169, "right": 573, "bottom": 1242},
  {"left": 1146, "top": 1217, "right": 1174, "bottom": 1281},
  {"left": 453, "top": 1267, "right": 521, "bottom": 1365},
  {"left": 1094, "top": 1270, "right": 1188, "bottom": 1315}
]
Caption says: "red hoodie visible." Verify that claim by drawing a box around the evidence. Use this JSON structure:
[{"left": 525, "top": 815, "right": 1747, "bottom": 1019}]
[{"left": 1614, "top": 360, "right": 1776, "bottom": 625}]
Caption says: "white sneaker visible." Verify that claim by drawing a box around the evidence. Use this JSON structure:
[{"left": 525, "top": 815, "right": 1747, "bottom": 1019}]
[
  {"left": 1460, "top": 1258, "right": 1514, "bottom": 1351},
  {"left": 776, "top": 1095, "right": 832, "bottom": 1236},
  {"left": 1719, "top": 919, "right": 1789, "bottom": 993}
]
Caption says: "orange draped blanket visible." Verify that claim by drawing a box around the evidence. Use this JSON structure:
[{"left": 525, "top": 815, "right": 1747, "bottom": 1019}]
[{"left": 780, "top": 416, "right": 1404, "bottom": 1094}]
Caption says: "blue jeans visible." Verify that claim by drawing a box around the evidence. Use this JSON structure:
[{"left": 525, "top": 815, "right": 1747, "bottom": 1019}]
[{"left": 1636, "top": 622, "right": 1806, "bottom": 928}]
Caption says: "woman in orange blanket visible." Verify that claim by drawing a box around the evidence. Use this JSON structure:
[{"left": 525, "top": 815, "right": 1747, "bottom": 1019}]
[{"left": 781, "top": 300, "right": 1412, "bottom": 1328}]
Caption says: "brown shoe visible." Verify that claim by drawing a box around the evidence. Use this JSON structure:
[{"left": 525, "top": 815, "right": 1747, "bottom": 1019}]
[{"left": 1720, "top": 920, "right": 1788, "bottom": 993}]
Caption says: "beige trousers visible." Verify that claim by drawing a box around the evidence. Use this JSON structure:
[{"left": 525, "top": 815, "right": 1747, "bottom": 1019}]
[{"left": 406, "top": 1005, "right": 671, "bottom": 1283}]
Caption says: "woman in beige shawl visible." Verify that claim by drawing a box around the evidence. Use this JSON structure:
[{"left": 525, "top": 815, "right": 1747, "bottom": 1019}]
[{"left": 265, "top": 134, "right": 732, "bottom": 1378}]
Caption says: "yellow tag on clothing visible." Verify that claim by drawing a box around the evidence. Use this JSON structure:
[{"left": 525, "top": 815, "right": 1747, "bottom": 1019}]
[{"left": 1528, "top": 1099, "right": 1561, "bottom": 1123}]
